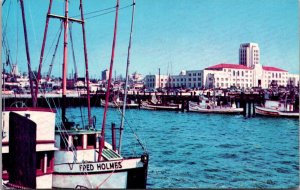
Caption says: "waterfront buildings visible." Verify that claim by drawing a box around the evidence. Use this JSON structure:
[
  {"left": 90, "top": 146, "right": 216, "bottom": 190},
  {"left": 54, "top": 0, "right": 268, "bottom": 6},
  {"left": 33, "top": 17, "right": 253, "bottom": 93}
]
[{"left": 144, "top": 43, "right": 299, "bottom": 90}]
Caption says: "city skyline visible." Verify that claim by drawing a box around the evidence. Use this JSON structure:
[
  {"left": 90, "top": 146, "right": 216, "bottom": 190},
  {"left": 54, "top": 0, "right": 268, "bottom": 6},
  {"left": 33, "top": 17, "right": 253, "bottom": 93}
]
[{"left": 2, "top": 0, "right": 299, "bottom": 79}]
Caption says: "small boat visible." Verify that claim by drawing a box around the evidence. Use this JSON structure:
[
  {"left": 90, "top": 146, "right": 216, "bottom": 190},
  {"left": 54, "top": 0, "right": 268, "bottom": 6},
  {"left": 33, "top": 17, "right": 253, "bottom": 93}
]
[
  {"left": 255, "top": 100, "right": 299, "bottom": 118},
  {"left": 140, "top": 95, "right": 182, "bottom": 111},
  {"left": 189, "top": 96, "right": 243, "bottom": 114},
  {"left": 100, "top": 98, "right": 139, "bottom": 108}
]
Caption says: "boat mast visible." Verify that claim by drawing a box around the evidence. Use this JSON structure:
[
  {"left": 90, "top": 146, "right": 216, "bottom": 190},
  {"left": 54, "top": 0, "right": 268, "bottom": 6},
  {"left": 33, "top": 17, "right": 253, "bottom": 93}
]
[
  {"left": 62, "top": 0, "right": 69, "bottom": 122},
  {"left": 19, "top": 0, "right": 36, "bottom": 106},
  {"left": 119, "top": 0, "right": 136, "bottom": 154},
  {"left": 35, "top": 0, "right": 53, "bottom": 106},
  {"left": 99, "top": 0, "right": 120, "bottom": 161},
  {"left": 80, "top": 0, "right": 92, "bottom": 127}
]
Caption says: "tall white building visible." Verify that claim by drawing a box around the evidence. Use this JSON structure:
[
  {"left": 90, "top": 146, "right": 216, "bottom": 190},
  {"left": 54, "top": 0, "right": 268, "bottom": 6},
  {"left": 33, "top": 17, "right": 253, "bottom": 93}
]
[{"left": 239, "top": 43, "right": 260, "bottom": 68}]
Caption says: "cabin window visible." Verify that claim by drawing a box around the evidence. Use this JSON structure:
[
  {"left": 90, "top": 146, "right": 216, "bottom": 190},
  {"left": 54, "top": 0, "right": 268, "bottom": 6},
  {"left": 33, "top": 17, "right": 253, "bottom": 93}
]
[
  {"left": 73, "top": 135, "right": 83, "bottom": 149},
  {"left": 60, "top": 136, "right": 67, "bottom": 149},
  {"left": 87, "top": 134, "right": 96, "bottom": 148}
]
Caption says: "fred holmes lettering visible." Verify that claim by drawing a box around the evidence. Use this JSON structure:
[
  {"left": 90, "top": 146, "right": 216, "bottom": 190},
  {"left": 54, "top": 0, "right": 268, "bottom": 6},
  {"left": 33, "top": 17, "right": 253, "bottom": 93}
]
[{"left": 79, "top": 161, "right": 122, "bottom": 172}]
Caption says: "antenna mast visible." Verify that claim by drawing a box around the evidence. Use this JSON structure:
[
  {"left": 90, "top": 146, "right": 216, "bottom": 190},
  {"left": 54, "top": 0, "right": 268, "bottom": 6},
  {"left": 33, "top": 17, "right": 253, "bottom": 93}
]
[
  {"left": 119, "top": 0, "right": 136, "bottom": 154},
  {"left": 19, "top": 0, "right": 36, "bottom": 106}
]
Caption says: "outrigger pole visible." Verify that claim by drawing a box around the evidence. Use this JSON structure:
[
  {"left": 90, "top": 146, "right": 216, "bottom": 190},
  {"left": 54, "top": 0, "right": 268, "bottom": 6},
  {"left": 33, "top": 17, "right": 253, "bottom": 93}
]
[
  {"left": 99, "top": 0, "right": 120, "bottom": 161},
  {"left": 35, "top": 0, "right": 53, "bottom": 106},
  {"left": 80, "top": 0, "right": 92, "bottom": 127},
  {"left": 119, "top": 0, "right": 136, "bottom": 155},
  {"left": 19, "top": 0, "right": 36, "bottom": 106}
]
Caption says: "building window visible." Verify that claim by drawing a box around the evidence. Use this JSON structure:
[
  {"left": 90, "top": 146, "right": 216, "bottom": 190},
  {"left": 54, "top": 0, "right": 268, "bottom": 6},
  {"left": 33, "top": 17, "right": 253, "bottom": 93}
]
[
  {"left": 272, "top": 73, "right": 274, "bottom": 78},
  {"left": 233, "top": 71, "right": 235, "bottom": 76}
]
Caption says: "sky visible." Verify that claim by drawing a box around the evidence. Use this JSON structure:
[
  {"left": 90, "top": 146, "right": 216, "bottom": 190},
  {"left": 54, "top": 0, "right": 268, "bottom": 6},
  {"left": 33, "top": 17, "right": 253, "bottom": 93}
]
[{"left": 2, "top": 0, "right": 299, "bottom": 79}]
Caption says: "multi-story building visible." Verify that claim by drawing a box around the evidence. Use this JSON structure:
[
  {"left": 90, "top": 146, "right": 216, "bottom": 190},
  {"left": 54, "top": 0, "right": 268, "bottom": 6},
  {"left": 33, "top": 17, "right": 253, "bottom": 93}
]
[
  {"left": 169, "top": 70, "right": 203, "bottom": 88},
  {"left": 203, "top": 63, "right": 289, "bottom": 89},
  {"left": 144, "top": 42, "right": 298, "bottom": 90},
  {"left": 144, "top": 74, "right": 169, "bottom": 89},
  {"left": 239, "top": 43, "right": 260, "bottom": 68}
]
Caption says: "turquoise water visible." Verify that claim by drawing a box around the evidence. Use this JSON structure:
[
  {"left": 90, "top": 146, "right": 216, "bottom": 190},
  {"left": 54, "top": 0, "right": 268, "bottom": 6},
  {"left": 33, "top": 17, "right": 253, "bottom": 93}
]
[{"left": 62, "top": 107, "right": 299, "bottom": 188}]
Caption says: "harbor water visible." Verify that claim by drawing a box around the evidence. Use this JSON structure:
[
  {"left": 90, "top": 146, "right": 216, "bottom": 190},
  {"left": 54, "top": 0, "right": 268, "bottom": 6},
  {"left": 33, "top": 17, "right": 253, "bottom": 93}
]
[{"left": 61, "top": 107, "right": 299, "bottom": 188}]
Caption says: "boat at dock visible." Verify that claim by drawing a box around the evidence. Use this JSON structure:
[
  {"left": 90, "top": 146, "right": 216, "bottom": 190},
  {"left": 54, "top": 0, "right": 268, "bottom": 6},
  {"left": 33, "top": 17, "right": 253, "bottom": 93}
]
[
  {"left": 2, "top": 0, "right": 149, "bottom": 188},
  {"left": 189, "top": 96, "right": 243, "bottom": 114},
  {"left": 50, "top": 0, "right": 149, "bottom": 188},
  {"left": 140, "top": 95, "right": 182, "bottom": 111},
  {"left": 255, "top": 100, "right": 299, "bottom": 118},
  {"left": 100, "top": 98, "right": 139, "bottom": 108}
]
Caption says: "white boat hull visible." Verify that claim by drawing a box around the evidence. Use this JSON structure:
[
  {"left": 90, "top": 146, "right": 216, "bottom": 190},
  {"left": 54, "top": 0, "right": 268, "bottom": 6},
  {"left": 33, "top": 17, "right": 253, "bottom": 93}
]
[
  {"left": 255, "top": 106, "right": 299, "bottom": 118},
  {"left": 189, "top": 101, "right": 243, "bottom": 114},
  {"left": 52, "top": 158, "right": 148, "bottom": 189},
  {"left": 141, "top": 101, "right": 181, "bottom": 110}
]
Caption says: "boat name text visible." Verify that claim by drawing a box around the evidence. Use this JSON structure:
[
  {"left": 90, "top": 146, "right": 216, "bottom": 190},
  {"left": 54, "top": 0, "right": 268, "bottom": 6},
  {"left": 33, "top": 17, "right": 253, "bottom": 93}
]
[{"left": 79, "top": 162, "right": 122, "bottom": 171}]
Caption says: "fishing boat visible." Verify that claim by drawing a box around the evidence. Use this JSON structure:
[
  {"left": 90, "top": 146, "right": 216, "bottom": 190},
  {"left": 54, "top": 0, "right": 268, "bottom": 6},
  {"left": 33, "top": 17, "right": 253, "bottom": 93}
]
[
  {"left": 141, "top": 95, "right": 182, "bottom": 111},
  {"left": 189, "top": 96, "right": 243, "bottom": 114},
  {"left": 255, "top": 100, "right": 299, "bottom": 118},
  {"left": 45, "top": 0, "right": 149, "bottom": 188},
  {"left": 2, "top": 0, "right": 149, "bottom": 188}
]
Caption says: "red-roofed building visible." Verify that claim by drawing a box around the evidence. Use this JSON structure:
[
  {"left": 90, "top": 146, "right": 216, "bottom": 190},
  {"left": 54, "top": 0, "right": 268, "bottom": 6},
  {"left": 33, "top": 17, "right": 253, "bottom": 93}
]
[
  {"left": 202, "top": 62, "right": 291, "bottom": 89},
  {"left": 205, "top": 63, "right": 251, "bottom": 70},
  {"left": 144, "top": 42, "right": 298, "bottom": 89},
  {"left": 262, "top": 66, "right": 287, "bottom": 72}
]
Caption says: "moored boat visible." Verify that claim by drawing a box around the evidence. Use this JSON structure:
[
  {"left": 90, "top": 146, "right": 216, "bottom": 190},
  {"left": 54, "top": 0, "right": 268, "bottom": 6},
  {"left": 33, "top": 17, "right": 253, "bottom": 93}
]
[
  {"left": 255, "top": 100, "right": 299, "bottom": 118},
  {"left": 140, "top": 95, "right": 182, "bottom": 111},
  {"left": 189, "top": 99, "right": 243, "bottom": 114},
  {"left": 100, "top": 99, "right": 139, "bottom": 108},
  {"left": 46, "top": 0, "right": 149, "bottom": 188}
]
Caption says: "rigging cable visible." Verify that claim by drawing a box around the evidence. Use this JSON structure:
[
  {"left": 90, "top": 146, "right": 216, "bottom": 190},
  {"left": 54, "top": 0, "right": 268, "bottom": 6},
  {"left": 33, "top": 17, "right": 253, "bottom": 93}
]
[
  {"left": 113, "top": 102, "right": 147, "bottom": 153},
  {"left": 44, "top": 21, "right": 63, "bottom": 66},
  {"left": 2, "top": 0, "right": 11, "bottom": 41},
  {"left": 85, "top": 4, "right": 132, "bottom": 20},
  {"left": 46, "top": 22, "right": 63, "bottom": 81},
  {"left": 43, "top": 96, "right": 93, "bottom": 188},
  {"left": 71, "top": 5, "right": 116, "bottom": 18}
]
